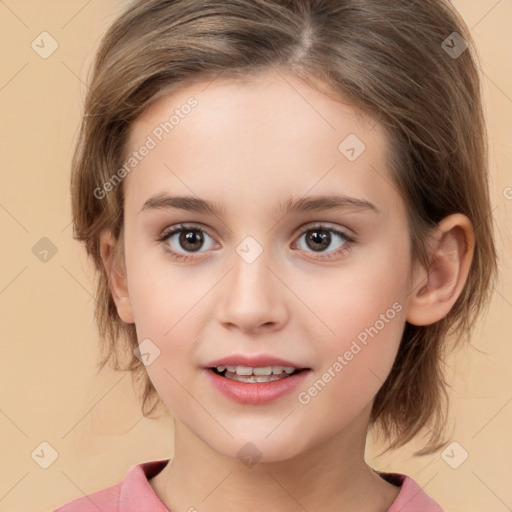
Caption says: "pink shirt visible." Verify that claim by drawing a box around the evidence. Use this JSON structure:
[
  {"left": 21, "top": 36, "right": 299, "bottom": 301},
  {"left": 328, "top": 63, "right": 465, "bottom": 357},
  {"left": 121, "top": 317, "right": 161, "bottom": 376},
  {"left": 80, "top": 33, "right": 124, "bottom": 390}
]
[{"left": 53, "top": 459, "right": 444, "bottom": 511}]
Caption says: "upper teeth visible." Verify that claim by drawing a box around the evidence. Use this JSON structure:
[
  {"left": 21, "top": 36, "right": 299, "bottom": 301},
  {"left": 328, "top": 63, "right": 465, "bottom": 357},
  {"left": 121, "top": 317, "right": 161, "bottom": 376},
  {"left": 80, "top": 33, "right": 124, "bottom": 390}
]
[{"left": 216, "top": 365, "right": 296, "bottom": 376}]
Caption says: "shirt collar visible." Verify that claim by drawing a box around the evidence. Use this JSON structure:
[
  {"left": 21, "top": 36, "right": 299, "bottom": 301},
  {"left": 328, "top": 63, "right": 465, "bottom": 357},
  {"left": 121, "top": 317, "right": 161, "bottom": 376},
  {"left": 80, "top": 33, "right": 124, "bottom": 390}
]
[
  {"left": 118, "top": 459, "right": 170, "bottom": 511},
  {"left": 376, "top": 471, "right": 444, "bottom": 511},
  {"left": 119, "top": 460, "right": 443, "bottom": 512}
]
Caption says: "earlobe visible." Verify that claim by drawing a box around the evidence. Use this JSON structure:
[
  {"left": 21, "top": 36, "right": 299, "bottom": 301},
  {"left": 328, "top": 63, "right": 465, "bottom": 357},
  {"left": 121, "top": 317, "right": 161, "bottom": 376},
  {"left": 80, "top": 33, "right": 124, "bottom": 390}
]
[
  {"left": 405, "top": 214, "right": 475, "bottom": 326},
  {"left": 99, "top": 229, "right": 135, "bottom": 324}
]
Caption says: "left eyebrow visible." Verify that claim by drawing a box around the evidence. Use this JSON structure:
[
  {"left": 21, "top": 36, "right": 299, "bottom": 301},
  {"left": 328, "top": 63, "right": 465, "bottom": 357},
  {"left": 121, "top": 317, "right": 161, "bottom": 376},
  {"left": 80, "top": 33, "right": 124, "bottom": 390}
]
[
  {"left": 139, "top": 193, "right": 379, "bottom": 216},
  {"left": 281, "top": 194, "right": 379, "bottom": 215}
]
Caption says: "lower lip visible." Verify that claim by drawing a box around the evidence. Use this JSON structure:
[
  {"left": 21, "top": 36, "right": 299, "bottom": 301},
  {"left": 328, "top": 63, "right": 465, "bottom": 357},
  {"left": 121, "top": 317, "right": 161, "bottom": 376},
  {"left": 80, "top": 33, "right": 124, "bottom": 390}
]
[{"left": 206, "top": 369, "right": 309, "bottom": 405}]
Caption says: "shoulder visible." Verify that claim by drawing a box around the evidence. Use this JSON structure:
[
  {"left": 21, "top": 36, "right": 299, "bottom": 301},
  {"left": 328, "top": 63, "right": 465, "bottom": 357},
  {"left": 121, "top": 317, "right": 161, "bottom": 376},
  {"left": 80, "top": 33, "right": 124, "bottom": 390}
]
[
  {"left": 52, "top": 459, "right": 170, "bottom": 512},
  {"left": 378, "top": 471, "right": 445, "bottom": 512},
  {"left": 53, "top": 482, "right": 121, "bottom": 511}
]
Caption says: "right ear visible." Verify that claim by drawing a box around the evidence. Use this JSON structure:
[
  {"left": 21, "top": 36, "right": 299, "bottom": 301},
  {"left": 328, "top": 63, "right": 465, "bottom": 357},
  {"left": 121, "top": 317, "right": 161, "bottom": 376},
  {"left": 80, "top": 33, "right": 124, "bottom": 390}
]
[{"left": 99, "top": 229, "right": 134, "bottom": 324}]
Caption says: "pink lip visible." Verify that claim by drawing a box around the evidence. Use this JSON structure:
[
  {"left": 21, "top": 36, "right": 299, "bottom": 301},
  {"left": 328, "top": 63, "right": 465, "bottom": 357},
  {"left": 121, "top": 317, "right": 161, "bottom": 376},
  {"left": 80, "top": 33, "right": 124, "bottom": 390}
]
[
  {"left": 206, "top": 368, "right": 310, "bottom": 405},
  {"left": 204, "top": 354, "right": 306, "bottom": 369}
]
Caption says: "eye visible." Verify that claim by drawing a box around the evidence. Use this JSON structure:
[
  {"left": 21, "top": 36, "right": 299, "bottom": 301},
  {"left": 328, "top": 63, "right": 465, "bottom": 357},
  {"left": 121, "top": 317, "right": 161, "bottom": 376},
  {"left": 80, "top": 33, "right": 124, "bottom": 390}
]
[
  {"left": 156, "top": 222, "right": 355, "bottom": 262},
  {"left": 293, "top": 223, "right": 355, "bottom": 259},
  {"left": 157, "top": 224, "right": 217, "bottom": 261}
]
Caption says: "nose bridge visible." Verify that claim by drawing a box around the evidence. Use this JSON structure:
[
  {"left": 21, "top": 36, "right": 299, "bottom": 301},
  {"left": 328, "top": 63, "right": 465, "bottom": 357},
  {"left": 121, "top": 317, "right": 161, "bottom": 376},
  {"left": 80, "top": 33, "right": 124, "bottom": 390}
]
[
  {"left": 229, "top": 234, "right": 276, "bottom": 303},
  {"left": 216, "top": 234, "right": 287, "bottom": 331}
]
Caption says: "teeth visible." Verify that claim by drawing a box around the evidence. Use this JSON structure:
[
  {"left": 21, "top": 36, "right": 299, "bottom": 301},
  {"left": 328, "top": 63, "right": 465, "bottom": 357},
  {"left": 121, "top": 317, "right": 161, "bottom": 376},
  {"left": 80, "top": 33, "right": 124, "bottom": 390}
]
[
  {"left": 253, "top": 367, "right": 272, "bottom": 376},
  {"left": 216, "top": 365, "right": 297, "bottom": 376},
  {"left": 226, "top": 374, "right": 282, "bottom": 383},
  {"left": 234, "top": 366, "right": 253, "bottom": 376}
]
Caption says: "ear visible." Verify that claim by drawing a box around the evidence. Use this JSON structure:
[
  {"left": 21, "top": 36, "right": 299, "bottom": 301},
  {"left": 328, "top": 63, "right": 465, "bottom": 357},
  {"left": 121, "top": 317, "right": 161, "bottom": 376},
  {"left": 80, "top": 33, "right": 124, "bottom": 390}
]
[
  {"left": 405, "top": 214, "right": 475, "bottom": 326},
  {"left": 99, "top": 228, "right": 135, "bottom": 324}
]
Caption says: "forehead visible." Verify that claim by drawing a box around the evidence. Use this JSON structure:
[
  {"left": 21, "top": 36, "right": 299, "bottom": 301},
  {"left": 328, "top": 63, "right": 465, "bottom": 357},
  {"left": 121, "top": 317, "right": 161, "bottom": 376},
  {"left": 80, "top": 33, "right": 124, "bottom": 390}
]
[
  {"left": 124, "top": 69, "right": 403, "bottom": 220},
  {"left": 131, "top": 69, "right": 380, "bottom": 149}
]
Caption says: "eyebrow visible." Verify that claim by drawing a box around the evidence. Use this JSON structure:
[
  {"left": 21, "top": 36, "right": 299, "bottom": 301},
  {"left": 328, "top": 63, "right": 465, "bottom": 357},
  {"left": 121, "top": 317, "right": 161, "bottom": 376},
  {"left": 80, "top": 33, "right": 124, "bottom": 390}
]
[{"left": 140, "top": 193, "right": 379, "bottom": 216}]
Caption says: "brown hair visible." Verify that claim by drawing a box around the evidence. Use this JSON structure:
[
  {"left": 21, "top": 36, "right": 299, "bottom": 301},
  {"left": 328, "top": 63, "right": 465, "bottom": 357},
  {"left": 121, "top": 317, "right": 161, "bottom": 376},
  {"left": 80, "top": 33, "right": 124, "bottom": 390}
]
[{"left": 71, "top": 0, "right": 498, "bottom": 456}]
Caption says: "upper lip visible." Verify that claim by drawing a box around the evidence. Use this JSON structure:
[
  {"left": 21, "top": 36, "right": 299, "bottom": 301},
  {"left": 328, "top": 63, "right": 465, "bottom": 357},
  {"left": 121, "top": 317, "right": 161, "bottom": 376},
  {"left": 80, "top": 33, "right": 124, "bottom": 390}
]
[{"left": 205, "top": 354, "right": 307, "bottom": 369}]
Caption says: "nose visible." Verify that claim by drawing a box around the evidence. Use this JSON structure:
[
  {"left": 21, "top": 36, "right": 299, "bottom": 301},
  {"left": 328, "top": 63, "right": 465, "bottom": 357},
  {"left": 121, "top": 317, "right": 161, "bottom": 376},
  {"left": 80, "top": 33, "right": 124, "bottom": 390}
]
[{"left": 216, "top": 246, "right": 289, "bottom": 334}]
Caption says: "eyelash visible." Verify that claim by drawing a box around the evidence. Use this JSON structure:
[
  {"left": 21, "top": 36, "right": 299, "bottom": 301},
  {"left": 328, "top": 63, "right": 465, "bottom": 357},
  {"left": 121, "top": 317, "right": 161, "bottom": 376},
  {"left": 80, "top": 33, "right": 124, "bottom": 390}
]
[{"left": 156, "top": 222, "right": 356, "bottom": 262}]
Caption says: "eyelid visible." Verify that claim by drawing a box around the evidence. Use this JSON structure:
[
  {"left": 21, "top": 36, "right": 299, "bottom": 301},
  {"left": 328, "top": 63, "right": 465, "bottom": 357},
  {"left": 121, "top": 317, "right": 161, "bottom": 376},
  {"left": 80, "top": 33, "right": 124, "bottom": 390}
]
[
  {"left": 158, "top": 221, "right": 354, "bottom": 242},
  {"left": 157, "top": 221, "right": 356, "bottom": 260},
  {"left": 291, "top": 222, "right": 355, "bottom": 258},
  {"left": 157, "top": 222, "right": 219, "bottom": 250},
  {"left": 292, "top": 221, "right": 355, "bottom": 240},
  {"left": 158, "top": 222, "right": 214, "bottom": 239}
]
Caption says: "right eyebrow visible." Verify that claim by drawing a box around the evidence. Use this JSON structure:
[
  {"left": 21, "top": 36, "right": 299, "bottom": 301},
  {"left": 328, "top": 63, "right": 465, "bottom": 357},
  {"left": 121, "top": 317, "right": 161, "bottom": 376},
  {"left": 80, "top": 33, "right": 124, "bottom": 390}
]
[{"left": 140, "top": 193, "right": 225, "bottom": 216}]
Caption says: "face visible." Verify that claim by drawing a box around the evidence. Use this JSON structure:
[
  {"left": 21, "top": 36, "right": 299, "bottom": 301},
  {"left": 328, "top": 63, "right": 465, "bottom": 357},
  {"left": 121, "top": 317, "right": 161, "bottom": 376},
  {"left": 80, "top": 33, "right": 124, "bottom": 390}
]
[{"left": 116, "top": 69, "right": 415, "bottom": 462}]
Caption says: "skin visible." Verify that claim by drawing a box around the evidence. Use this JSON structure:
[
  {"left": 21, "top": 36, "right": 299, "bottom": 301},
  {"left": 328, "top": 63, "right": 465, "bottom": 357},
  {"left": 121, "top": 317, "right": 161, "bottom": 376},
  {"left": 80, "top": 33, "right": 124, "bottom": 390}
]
[{"left": 99, "top": 68, "right": 474, "bottom": 512}]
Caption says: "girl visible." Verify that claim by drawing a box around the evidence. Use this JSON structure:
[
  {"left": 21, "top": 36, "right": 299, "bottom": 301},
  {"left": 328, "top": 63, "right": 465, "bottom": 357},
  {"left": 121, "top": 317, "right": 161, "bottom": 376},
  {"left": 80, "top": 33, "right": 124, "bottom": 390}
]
[{"left": 54, "top": 0, "right": 498, "bottom": 510}]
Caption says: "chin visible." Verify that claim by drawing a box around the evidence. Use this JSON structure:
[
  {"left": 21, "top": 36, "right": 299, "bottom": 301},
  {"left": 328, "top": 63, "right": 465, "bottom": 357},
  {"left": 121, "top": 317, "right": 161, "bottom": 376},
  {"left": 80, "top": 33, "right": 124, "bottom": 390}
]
[{"left": 201, "top": 430, "right": 310, "bottom": 465}]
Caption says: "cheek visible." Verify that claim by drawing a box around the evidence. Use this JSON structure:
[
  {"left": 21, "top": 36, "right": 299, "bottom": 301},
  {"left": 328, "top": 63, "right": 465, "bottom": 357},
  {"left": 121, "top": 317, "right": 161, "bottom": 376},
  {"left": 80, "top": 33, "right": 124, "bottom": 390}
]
[
  {"left": 125, "top": 241, "right": 210, "bottom": 335},
  {"left": 130, "top": 287, "right": 203, "bottom": 416},
  {"left": 124, "top": 244, "right": 209, "bottom": 369},
  {"left": 297, "top": 252, "right": 408, "bottom": 349},
  {"left": 295, "top": 306, "right": 405, "bottom": 438},
  {"left": 293, "top": 249, "right": 408, "bottom": 401},
  {"left": 318, "top": 303, "right": 404, "bottom": 398}
]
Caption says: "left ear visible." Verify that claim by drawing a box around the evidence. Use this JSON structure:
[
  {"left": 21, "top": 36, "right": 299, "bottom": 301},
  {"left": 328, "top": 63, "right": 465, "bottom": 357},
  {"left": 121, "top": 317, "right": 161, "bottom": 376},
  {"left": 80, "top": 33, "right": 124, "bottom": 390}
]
[{"left": 405, "top": 213, "right": 475, "bottom": 326}]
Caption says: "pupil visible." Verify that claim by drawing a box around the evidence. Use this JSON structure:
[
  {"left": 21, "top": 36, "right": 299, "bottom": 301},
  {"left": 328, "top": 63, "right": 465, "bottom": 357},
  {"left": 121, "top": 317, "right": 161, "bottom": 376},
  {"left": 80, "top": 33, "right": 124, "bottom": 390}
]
[
  {"left": 307, "top": 230, "right": 330, "bottom": 251},
  {"left": 180, "top": 230, "right": 203, "bottom": 252}
]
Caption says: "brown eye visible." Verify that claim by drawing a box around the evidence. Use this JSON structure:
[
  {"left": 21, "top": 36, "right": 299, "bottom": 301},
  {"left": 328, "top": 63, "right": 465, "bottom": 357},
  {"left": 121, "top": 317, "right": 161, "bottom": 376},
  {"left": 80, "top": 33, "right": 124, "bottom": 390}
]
[
  {"left": 305, "top": 229, "right": 332, "bottom": 252},
  {"left": 178, "top": 229, "right": 204, "bottom": 252},
  {"left": 157, "top": 224, "right": 217, "bottom": 260},
  {"left": 294, "top": 224, "right": 354, "bottom": 259}
]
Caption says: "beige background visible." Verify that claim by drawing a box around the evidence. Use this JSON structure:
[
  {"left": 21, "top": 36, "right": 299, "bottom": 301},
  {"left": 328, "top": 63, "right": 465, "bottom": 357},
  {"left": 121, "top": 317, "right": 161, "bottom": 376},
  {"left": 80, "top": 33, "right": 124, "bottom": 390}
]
[{"left": 0, "top": 1, "right": 511, "bottom": 511}]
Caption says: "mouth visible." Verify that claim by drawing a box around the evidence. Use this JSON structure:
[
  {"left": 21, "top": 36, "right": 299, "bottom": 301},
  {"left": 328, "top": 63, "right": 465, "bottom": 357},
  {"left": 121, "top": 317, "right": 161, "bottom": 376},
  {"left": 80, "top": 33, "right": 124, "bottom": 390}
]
[
  {"left": 210, "top": 365, "right": 306, "bottom": 383},
  {"left": 205, "top": 357, "right": 311, "bottom": 404}
]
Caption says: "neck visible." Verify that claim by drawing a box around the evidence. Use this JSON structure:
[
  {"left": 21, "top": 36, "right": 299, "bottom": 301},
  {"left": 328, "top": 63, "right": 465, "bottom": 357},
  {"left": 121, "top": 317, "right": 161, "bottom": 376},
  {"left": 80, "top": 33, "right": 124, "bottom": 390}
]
[{"left": 150, "top": 405, "right": 400, "bottom": 512}]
